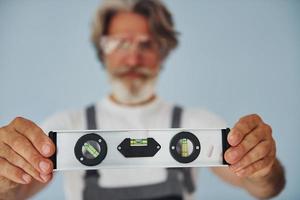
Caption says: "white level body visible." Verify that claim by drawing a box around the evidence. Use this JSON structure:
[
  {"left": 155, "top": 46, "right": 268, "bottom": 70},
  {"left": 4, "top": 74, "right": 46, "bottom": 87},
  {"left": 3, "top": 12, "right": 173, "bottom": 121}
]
[{"left": 49, "top": 128, "right": 230, "bottom": 171}]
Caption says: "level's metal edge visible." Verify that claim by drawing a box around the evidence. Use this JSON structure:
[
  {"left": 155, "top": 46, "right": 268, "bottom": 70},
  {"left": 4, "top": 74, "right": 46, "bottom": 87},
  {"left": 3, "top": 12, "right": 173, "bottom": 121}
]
[
  {"left": 51, "top": 128, "right": 227, "bottom": 134},
  {"left": 54, "top": 164, "right": 228, "bottom": 171}
]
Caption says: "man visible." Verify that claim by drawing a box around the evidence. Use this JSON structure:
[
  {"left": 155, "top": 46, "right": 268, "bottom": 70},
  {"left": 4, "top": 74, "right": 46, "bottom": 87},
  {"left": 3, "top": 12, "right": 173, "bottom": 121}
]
[{"left": 0, "top": 0, "right": 285, "bottom": 199}]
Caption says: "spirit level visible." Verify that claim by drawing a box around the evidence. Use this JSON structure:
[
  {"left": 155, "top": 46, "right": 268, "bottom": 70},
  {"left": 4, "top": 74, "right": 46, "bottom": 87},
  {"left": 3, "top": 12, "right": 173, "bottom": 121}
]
[{"left": 49, "top": 128, "right": 230, "bottom": 171}]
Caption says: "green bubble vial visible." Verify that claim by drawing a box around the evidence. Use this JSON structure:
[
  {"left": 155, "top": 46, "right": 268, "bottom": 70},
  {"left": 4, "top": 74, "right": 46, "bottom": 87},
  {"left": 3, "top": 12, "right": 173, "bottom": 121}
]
[{"left": 83, "top": 142, "right": 100, "bottom": 158}]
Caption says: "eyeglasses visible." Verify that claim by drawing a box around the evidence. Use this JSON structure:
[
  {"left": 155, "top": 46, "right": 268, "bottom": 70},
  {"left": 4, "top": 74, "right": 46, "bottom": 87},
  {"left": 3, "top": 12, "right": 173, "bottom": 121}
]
[{"left": 100, "top": 34, "right": 159, "bottom": 56}]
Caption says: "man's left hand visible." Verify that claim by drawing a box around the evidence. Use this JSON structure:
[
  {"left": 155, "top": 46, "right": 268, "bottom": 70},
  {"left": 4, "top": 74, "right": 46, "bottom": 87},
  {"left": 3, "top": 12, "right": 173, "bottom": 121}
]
[{"left": 225, "top": 114, "right": 276, "bottom": 180}]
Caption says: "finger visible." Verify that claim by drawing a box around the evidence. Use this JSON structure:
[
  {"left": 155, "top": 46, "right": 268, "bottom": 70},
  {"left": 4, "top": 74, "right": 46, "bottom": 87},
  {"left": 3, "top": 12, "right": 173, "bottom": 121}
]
[
  {"left": 228, "top": 114, "right": 262, "bottom": 146},
  {"left": 229, "top": 140, "right": 273, "bottom": 172},
  {"left": 10, "top": 117, "right": 55, "bottom": 157},
  {"left": 0, "top": 158, "right": 32, "bottom": 184},
  {"left": 0, "top": 142, "right": 45, "bottom": 183},
  {"left": 225, "top": 127, "right": 267, "bottom": 164},
  {"left": 0, "top": 176, "right": 18, "bottom": 191},
  {"left": 233, "top": 156, "right": 274, "bottom": 178},
  {"left": 40, "top": 173, "right": 53, "bottom": 183},
  {"left": 2, "top": 129, "right": 53, "bottom": 175}
]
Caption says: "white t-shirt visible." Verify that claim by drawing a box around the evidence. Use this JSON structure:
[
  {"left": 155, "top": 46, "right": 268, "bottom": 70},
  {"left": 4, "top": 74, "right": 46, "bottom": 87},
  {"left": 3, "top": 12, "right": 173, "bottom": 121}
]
[{"left": 41, "top": 96, "right": 226, "bottom": 200}]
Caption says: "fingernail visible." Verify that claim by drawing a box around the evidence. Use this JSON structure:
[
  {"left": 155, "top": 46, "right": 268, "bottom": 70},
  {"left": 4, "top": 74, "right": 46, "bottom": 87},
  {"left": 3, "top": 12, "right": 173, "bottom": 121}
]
[
  {"left": 22, "top": 174, "right": 32, "bottom": 183},
  {"left": 39, "top": 161, "right": 50, "bottom": 173},
  {"left": 228, "top": 132, "right": 236, "bottom": 143},
  {"left": 40, "top": 174, "right": 49, "bottom": 182},
  {"left": 42, "top": 144, "right": 51, "bottom": 155},
  {"left": 228, "top": 150, "right": 238, "bottom": 161}
]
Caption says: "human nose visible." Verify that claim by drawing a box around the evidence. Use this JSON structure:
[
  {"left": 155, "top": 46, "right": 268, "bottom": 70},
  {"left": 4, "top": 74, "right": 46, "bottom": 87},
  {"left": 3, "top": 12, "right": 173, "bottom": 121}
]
[{"left": 124, "top": 47, "right": 142, "bottom": 66}]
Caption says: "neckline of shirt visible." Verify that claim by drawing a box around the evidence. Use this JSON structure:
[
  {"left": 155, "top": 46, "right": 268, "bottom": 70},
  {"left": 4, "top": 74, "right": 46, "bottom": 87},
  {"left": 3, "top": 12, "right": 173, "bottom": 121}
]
[{"left": 98, "top": 95, "right": 164, "bottom": 115}]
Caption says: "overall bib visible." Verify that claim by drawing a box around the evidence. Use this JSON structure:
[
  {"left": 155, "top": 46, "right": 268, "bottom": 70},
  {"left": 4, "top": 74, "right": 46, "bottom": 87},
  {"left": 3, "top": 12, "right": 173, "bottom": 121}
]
[{"left": 83, "top": 105, "right": 195, "bottom": 200}]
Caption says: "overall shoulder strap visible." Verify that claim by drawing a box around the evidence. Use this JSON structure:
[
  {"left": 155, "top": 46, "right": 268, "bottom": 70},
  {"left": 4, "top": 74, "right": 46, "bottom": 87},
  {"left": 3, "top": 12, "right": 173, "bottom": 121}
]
[
  {"left": 86, "top": 105, "right": 97, "bottom": 130},
  {"left": 171, "top": 105, "right": 183, "bottom": 128}
]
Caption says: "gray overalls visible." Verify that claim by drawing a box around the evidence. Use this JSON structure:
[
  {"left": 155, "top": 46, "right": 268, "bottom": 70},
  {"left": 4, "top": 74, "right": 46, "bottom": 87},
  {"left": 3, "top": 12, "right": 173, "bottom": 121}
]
[{"left": 83, "top": 105, "right": 195, "bottom": 200}]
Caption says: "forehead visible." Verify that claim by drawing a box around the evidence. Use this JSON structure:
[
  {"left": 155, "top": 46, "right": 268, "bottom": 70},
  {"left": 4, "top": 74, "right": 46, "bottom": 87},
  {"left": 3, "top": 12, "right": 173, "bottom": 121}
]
[{"left": 107, "top": 11, "right": 151, "bottom": 36}]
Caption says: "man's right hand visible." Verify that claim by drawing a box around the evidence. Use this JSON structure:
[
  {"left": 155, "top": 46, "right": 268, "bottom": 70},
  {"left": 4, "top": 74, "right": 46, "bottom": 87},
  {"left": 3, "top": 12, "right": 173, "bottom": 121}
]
[{"left": 0, "top": 117, "right": 55, "bottom": 193}]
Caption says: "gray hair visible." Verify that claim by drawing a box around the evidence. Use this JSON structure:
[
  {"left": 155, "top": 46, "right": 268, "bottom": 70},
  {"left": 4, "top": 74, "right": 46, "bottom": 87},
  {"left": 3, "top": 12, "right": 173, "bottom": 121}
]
[{"left": 91, "top": 0, "right": 179, "bottom": 63}]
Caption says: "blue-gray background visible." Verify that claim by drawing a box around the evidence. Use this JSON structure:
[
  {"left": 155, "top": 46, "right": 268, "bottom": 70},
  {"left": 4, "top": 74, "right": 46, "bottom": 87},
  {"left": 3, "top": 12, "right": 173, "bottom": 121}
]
[{"left": 0, "top": 0, "right": 299, "bottom": 199}]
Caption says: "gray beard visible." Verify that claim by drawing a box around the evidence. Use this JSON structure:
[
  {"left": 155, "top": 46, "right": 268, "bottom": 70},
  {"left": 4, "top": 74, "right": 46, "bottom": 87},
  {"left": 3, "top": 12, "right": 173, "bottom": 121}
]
[{"left": 109, "top": 75, "right": 157, "bottom": 105}]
